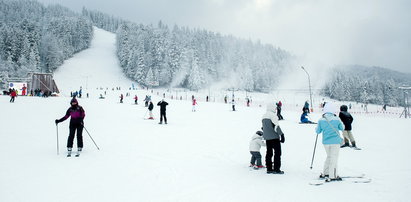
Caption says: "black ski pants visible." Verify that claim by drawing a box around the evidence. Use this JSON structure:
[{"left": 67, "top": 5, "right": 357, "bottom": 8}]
[
  {"left": 160, "top": 111, "right": 167, "bottom": 123},
  {"left": 67, "top": 123, "right": 84, "bottom": 148},
  {"left": 265, "top": 139, "right": 282, "bottom": 171}
]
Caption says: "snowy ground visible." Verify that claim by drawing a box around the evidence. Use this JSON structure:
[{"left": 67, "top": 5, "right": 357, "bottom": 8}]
[{"left": 1, "top": 27, "right": 411, "bottom": 202}]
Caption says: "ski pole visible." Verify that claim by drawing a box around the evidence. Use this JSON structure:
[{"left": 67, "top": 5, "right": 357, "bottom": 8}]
[
  {"left": 83, "top": 126, "right": 100, "bottom": 150},
  {"left": 310, "top": 133, "right": 319, "bottom": 169},
  {"left": 56, "top": 124, "right": 59, "bottom": 155}
]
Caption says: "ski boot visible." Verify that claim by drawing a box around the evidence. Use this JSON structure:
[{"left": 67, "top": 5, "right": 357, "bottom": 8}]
[
  {"left": 75, "top": 147, "right": 82, "bottom": 157},
  {"left": 325, "top": 176, "right": 342, "bottom": 182},
  {"left": 67, "top": 148, "right": 72, "bottom": 157},
  {"left": 340, "top": 142, "right": 350, "bottom": 148}
]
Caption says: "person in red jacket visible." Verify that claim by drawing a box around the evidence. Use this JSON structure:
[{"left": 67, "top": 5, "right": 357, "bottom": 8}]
[
  {"left": 55, "top": 98, "right": 86, "bottom": 156},
  {"left": 134, "top": 95, "right": 138, "bottom": 105},
  {"left": 192, "top": 98, "right": 197, "bottom": 112},
  {"left": 10, "top": 89, "right": 17, "bottom": 103}
]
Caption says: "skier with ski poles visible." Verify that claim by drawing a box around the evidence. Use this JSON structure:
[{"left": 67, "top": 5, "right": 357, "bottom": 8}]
[
  {"left": 55, "top": 98, "right": 85, "bottom": 157},
  {"left": 315, "top": 102, "right": 344, "bottom": 181}
]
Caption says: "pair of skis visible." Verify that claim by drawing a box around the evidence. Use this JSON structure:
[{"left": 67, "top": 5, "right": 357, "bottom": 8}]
[{"left": 309, "top": 174, "right": 371, "bottom": 186}]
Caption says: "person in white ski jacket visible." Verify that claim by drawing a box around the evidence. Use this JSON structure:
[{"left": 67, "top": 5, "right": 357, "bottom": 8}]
[{"left": 249, "top": 131, "right": 266, "bottom": 169}]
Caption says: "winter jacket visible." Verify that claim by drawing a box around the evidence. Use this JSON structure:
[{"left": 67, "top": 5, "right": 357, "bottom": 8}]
[
  {"left": 339, "top": 111, "right": 353, "bottom": 131},
  {"left": 148, "top": 102, "right": 154, "bottom": 111},
  {"left": 157, "top": 101, "right": 168, "bottom": 112},
  {"left": 300, "top": 112, "right": 310, "bottom": 123},
  {"left": 58, "top": 105, "right": 85, "bottom": 125},
  {"left": 316, "top": 113, "right": 344, "bottom": 145},
  {"left": 10, "top": 91, "right": 17, "bottom": 97},
  {"left": 249, "top": 134, "right": 266, "bottom": 151},
  {"left": 262, "top": 103, "right": 283, "bottom": 140}
]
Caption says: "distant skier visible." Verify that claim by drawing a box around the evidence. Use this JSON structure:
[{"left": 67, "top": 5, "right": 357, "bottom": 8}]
[
  {"left": 120, "top": 94, "right": 124, "bottom": 103},
  {"left": 144, "top": 95, "right": 149, "bottom": 107},
  {"left": 21, "top": 84, "right": 27, "bottom": 96},
  {"left": 246, "top": 97, "right": 250, "bottom": 107},
  {"left": 134, "top": 95, "right": 138, "bottom": 105},
  {"left": 192, "top": 98, "right": 197, "bottom": 112},
  {"left": 231, "top": 99, "right": 236, "bottom": 111},
  {"left": 55, "top": 98, "right": 85, "bottom": 157},
  {"left": 79, "top": 87, "right": 82, "bottom": 98},
  {"left": 316, "top": 103, "right": 344, "bottom": 181},
  {"left": 276, "top": 102, "right": 284, "bottom": 120},
  {"left": 157, "top": 99, "right": 169, "bottom": 124},
  {"left": 148, "top": 101, "right": 154, "bottom": 119},
  {"left": 339, "top": 105, "right": 358, "bottom": 149},
  {"left": 249, "top": 130, "right": 266, "bottom": 169},
  {"left": 262, "top": 102, "right": 285, "bottom": 174},
  {"left": 224, "top": 95, "right": 228, "bottom": 104},
  {"left": 9, "top": 89, "right": 17, "bottom": 102}
]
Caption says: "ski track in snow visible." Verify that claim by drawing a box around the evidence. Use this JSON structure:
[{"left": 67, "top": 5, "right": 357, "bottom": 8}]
[{"left": 1, "top": 27, "right": 411, "bottom": 202}]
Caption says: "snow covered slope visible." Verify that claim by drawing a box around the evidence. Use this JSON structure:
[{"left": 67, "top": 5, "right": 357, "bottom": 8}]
[
  {"left": 1, "top": 27, "right": 411, "bottom": 202},
  {"left": 53, "top": 27, "right": 135, "bottom": 96}
]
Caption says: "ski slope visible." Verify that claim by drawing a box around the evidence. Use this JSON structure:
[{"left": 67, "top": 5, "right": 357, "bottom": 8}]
[{"left": 1, "top": 27, "right": 411, "bottom": 202}]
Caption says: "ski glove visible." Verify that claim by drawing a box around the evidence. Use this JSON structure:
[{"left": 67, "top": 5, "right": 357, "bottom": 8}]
[
  {"left": 280, "top": 134, "right": 285, "bottom": 143},
  {"left": 55, "top": 119, "right": 60, "bottom": 125}
]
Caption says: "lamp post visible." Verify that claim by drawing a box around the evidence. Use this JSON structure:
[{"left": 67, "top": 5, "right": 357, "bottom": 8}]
[
  {"left": 301, "top": 66, "right": 313, "bottom": 112},
  {"left": 399, "top": 86, "right": 411, "bottom": 118}
]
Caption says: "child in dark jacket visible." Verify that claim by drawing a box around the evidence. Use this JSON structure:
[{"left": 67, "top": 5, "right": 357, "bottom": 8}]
[{"left": 339, "top": 105, "right": 358, "bottom": 149}]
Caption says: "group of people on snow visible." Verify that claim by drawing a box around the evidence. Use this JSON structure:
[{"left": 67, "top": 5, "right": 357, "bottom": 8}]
[
  {"left": 53, "top": 86, "right": 358, "bottom": 182},
  {"left": 249, "top": 101, "right": 358, "bottom": 181}
]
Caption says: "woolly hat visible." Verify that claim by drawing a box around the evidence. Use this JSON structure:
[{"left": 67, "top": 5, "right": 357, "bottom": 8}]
[
  {"left": 256, "top": 131, "right": 263, "bottom": 136},
  {"left": 323, "top": 102, "right": 336, "bottom": 114},
  {"left": 70, "top": 98, "right": 78, "bottom": 104},
  {"left": 340, "top": 105, "right": 348, "bottom": 112}
]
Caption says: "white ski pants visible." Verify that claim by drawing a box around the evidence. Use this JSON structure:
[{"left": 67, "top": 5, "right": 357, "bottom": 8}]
[
  {"left": 323, "top": 144, "right": 340, "bottom": 178},
  {"left": 342, "top": 130, "right": 355, "bottom": 143}
]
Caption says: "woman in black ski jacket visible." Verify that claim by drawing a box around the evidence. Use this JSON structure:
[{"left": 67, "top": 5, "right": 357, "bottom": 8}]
[{"left": 55, "top": 98, "right": 85, "bottom": 155}]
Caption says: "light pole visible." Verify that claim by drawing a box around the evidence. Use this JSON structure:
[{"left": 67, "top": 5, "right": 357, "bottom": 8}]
[
  {"left": 399, "top": 86, "right": 411, "bottom": 118},
  {"left": 301, "top": 66, "right": 313, "bottom": 112}
]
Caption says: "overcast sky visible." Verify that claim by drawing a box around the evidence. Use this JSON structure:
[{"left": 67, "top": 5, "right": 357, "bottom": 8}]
[{"left": 37, "top": 0, "right": 411, "bottom": 73}]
